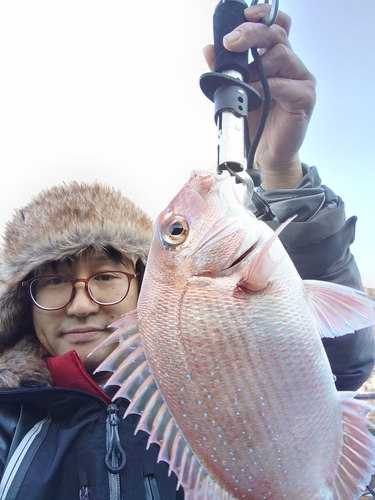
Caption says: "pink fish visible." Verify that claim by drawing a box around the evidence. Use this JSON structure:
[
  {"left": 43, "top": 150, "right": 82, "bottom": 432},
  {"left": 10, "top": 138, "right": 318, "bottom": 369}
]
[{"left": 94, "top": 170, "right": 375, "bottom": 499}]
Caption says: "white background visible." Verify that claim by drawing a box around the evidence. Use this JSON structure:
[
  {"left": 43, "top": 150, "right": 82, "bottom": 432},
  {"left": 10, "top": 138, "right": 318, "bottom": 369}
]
[{"left": 1, "top": 0, "right": 374, "bottom": 286}]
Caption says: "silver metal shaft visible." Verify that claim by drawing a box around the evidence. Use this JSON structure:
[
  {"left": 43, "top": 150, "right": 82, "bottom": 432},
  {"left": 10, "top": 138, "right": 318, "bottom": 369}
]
[{"left": 217, "top": 70, "right": 247, "bottom": 173}]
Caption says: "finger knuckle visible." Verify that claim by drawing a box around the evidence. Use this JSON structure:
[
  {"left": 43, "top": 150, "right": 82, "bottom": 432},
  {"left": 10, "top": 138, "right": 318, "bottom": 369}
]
[
  {"left": 272, "top": 42, "right": 292, "bottom": 59},
  {"left": 307, "top": 83, "right": 317, "bottom": 106},
  {"left": 275, "top": 25, "right": 290, "bottom": 44},
  {"left": 282, "top": 12, "right": 292, "bottom": 33}
]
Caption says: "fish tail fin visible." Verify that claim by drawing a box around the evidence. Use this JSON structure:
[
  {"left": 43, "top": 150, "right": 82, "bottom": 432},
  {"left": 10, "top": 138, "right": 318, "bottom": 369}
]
[{"left": 333, "top": 393, "right": 375, "bottom": 500}]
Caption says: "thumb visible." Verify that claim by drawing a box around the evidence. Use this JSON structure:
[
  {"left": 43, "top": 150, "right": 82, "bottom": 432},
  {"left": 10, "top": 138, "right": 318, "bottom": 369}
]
[{"left": 202, "top": 44, "right": 215, "bottom": 72}]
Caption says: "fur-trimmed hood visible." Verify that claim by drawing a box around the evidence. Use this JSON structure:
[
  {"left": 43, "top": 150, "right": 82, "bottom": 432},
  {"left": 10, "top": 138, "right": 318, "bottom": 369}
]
[
  {"left": 0, "top": 181, "right": 153, "bottom": 363},
  {"left": 0, "top": 336, "right": 53, "bottom": 388}
]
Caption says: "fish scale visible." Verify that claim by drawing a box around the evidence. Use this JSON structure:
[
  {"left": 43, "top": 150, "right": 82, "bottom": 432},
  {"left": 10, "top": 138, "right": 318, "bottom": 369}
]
[
  {"left": 95, "top": 170, "right": 375, "bottom": 499},
  {"left": 140, "top": 270, "right": 340, "bottom": 498}
]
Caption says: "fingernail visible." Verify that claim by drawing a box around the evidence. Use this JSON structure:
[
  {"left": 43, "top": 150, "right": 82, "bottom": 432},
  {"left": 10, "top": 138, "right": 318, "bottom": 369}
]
[{"left": 224, "top": 29, "right": 241, "bottom": 44}]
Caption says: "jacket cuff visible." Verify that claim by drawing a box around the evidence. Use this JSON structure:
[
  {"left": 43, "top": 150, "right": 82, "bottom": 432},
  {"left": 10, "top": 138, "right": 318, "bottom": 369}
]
[{"left": 258, "top": 165, "right": 354, "bottom": 280}]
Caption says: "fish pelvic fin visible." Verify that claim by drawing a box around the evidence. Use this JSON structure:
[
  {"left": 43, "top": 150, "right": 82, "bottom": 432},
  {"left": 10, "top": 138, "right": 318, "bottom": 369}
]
[
  {"left": 236, "top": 216, "right": 295, "bottom": 293},
  {"left": 333, "top": 393, "right": 375, "bottom": 500},
  {"left": 94, "top": 312, "right": 231, "bottom": 498},
  {"left": 303, "top": 280, "right": 375, "bottom": 338}
]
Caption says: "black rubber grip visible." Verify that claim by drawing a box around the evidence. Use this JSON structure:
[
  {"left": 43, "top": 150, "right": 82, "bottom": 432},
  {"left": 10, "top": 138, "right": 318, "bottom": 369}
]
[{"left": 213, "top": 0, "right": 249, "bottom": 81}]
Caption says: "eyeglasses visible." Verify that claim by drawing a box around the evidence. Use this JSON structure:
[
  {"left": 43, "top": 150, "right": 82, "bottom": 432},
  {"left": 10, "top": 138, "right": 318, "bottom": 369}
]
[{"left": 22, "top": 271, "right": 139, "bottom": 311}]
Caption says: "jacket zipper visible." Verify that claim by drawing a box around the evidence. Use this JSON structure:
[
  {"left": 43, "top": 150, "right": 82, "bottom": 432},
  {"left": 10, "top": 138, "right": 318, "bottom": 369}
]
[
  {"left": 0, "top": 388, "right": 166, "bottom": 499},
  {"left": 142, "top": 461, "right": 162, "bottom": 500},
  {"left": 77, "top": 470, "right": 90, "bottom": 500},
  {"left": 105, "top": 403, "right": 127, "bottom": 500}
]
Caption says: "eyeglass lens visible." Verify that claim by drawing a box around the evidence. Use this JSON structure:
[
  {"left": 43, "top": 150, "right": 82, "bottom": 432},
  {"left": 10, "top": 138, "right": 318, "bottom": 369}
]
[{"left": 30, "top": 272, "right": 132, "bottom": 309}]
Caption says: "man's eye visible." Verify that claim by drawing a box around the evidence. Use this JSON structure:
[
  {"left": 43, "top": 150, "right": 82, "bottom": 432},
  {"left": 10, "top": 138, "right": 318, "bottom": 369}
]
[
  {"left": 44, "top": 277, "right": 68, "bottom": 286},
  {"left": 95, "top": 273, "right": 116, "bottom": 282}
]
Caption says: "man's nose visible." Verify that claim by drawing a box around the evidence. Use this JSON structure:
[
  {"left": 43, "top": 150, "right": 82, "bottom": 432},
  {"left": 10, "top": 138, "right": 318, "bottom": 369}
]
[{"left": 65, "top": 282, "right": 100, "bottom": 317}]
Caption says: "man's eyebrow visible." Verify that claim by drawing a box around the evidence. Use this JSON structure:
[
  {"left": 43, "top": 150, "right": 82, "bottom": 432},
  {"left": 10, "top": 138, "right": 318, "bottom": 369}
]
[
  {"left": 90, "top": 254, "right": 131, "bottom": 268},
  {"left": 91, "top": 255, "right": 112, "bottom": 263}
]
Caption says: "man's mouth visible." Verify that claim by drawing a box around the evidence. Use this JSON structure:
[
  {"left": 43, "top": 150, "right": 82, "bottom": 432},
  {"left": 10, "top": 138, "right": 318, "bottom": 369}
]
[{"left": 62, "top": 327, "right": 108, "bottom": 343}]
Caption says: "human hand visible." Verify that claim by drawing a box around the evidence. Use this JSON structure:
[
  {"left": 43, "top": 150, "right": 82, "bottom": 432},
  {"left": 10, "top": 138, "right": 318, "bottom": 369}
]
[{"left": 203, "top": 3, "right": 316, "bottom": 190}]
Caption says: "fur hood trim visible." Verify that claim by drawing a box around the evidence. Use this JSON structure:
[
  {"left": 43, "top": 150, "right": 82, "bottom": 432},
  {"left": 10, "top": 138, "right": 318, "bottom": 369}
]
[
  {"left": 0, "top": 181, "right": 153, "bottom": 350},
  {"left": 0, "top": 336, "right": 53, "bottom": 388}
]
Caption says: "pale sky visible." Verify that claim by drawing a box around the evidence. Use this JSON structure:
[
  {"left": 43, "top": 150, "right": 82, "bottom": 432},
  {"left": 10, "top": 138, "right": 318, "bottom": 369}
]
[{"left": 0, "top": 1, "right": 374, "bottom": 287}]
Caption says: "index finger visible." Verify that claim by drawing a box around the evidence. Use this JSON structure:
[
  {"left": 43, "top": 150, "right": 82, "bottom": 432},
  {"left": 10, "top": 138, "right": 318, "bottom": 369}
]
[
  {"left": 244, "top": 5, "right": 291, "bottom": 35},
  {"left": 223, "top": 22, "right": 291, "bottom": 53}
]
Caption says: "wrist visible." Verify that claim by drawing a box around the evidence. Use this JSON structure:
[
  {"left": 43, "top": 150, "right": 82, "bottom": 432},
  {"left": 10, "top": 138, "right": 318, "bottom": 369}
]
[{"left": 256, "top": 158, "right": 304, "bottom": 190}]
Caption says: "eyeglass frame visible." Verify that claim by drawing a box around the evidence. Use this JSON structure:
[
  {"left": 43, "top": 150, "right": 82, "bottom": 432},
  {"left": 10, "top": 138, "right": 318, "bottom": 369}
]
[{"left": 22, "top": 271, "right": 139, "bottom": 311}]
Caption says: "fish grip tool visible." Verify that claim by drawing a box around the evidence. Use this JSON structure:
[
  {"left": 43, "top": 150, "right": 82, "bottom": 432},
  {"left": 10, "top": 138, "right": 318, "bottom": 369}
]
[{"left": 200, "top": 0, "right": 279, "bottom": 220}]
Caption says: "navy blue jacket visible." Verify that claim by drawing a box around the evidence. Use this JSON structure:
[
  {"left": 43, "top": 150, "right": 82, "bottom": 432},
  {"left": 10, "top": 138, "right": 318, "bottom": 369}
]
[{"left": 0, "top": 351, "right": 184, "bottom": 500}]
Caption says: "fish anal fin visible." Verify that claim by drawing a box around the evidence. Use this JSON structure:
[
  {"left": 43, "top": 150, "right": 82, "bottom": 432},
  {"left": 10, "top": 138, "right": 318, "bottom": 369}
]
[
  {"left": 333, "top": 393, "right": 375, "bottom": 500},
  {"left": 304, "top": 280, "right": 375, "bottom": 338}
]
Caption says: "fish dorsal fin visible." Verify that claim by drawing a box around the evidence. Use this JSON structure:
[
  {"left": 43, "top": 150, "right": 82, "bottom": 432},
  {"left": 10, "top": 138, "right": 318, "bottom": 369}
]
[
  {"left": 333, "top": 393, "right": 375, "bottom": 500},
  {"left": 303, "top": 280, "right": 375, "bottom": 338},
  {"left": 237, "top": 217, "right": 295, "bottom": 293},
  {"left": 95, "top": 311, "right": 233, "bottom": 499}
]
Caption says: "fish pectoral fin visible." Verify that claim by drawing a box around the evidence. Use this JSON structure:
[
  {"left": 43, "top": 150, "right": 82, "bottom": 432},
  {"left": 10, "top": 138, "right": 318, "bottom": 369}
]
[
  {"left": 333, "top": 393, "right": 375, "bottom": 500},
  {"left": 303, "top": 280, "right": 375, "bottom": 338},
  {"left": 237, "top": 217, "right": 294, "bottom": 293},
  {"left": 236, "top": 253, "right": 278, "bottom": 293}
]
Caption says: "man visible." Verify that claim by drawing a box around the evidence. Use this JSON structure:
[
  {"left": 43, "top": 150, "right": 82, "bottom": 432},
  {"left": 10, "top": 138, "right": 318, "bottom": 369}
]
[{"left": 0, "top": 4, "right": 374, "bottom": 499}]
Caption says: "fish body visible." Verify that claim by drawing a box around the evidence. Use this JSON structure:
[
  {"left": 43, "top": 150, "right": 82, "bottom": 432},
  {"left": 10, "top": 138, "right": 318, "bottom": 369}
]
[{"left": 96, "top": 170, "right": 375, "bottom": 499}]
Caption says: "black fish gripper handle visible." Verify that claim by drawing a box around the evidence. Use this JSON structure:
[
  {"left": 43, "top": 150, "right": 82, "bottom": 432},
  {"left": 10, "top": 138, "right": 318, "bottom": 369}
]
[{"left": 213, "top": 0, "right": 249, "bottom": 81}]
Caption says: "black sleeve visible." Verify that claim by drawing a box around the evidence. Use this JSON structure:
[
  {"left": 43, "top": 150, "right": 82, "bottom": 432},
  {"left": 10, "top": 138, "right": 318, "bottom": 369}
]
[
  {"left": 0, "top": 403, "right": 22, "bottom": 478},
  {"left": 257, "top": 165, "right": 375, "bottom": 391}
]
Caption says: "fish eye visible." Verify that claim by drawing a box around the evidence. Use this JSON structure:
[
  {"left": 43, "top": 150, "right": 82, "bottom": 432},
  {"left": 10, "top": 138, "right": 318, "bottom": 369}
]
[{"left": 161, "top": 215, "right": 189, "bottom": 246}]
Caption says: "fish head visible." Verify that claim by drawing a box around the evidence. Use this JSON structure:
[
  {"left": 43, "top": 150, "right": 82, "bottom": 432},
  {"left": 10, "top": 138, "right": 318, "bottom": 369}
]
[{"left": 149, "top": 170, "right": 261, "bottom": 278}]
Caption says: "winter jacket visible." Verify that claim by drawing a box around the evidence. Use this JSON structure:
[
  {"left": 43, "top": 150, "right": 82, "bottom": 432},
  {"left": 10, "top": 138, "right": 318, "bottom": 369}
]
[
  {"left": 0, "top": 348, "right": 184, "bottom": 500},
  {"left": 0, "top": 167, "right": 374, "bottom": 499},
  {"left": 259, "top": 165, "right": 374, "bottom": 391}
]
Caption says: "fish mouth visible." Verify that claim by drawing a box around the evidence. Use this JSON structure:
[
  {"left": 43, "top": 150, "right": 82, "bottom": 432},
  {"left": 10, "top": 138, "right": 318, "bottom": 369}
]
[
  {"left": 228, "top": 242, "right": 257, "bottom": 269},
  {"left": 192, "top": 217, "right": 260, "bottom": 275}
]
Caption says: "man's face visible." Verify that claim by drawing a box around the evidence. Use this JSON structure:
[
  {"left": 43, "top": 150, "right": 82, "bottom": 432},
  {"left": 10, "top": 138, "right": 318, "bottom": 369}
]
[{"left": 32, "top": 252, "right": 139, "bottom": 381}]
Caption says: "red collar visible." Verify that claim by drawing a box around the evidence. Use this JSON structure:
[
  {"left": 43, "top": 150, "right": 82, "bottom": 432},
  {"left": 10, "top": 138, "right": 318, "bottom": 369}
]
[{"left": 45, "top": 350, "right": 111, "bottom": 404}]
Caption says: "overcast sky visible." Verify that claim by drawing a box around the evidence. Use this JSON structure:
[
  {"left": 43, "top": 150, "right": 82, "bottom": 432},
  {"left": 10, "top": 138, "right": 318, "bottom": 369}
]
[{"left": 0, "top": 0, "right": 374, "bottom": 287}]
